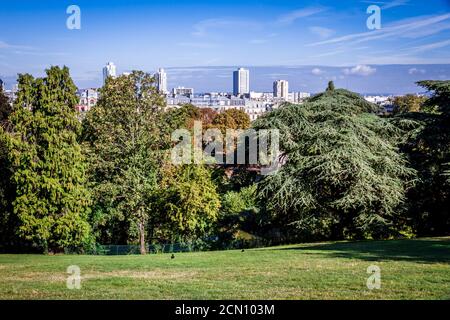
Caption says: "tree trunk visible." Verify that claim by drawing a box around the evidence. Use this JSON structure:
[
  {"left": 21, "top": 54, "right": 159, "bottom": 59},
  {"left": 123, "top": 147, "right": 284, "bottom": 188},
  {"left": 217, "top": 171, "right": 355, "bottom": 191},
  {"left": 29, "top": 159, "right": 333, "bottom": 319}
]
[{"left": 139, "top": 221, "right": 146, "bottom": 255}]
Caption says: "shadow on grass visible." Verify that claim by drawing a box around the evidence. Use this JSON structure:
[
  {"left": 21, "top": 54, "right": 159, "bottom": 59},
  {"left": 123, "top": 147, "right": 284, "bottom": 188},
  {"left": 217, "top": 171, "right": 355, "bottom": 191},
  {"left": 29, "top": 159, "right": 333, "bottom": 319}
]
[{"left": 270, "top": 238, "right": 450, "bottom": 264}]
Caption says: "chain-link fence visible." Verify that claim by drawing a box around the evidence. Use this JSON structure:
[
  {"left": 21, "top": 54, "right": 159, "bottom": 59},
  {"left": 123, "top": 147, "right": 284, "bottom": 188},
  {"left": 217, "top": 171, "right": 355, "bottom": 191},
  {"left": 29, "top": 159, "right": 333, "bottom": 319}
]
[{"left": 65, "top": 237, "right": 282, "bottom": 255}]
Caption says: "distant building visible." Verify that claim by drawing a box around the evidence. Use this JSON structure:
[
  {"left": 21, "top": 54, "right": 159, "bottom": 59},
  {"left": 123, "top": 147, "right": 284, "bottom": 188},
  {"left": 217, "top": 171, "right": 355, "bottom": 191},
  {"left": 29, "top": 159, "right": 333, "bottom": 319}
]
[
  {"left": 103, "top": 62, "right": 117, "bottom": 84},
  {"left": 364, "top": 95, "right": 390, "bottom": 104},
  {"left": 364, "top": 95, "right": 394, "bottom": 114},
  {"left": 233, "top": 68, "right": 250, "bottom": 96},
  {"left": 155, "top": 68, "right": 168, "bottom": 94},
  {"left": 289, "top": 92, "right": 310, "bottom": 103},
  {"left": 75, "top": 88, "right": 99, "bottom": 112},
  {"left": 172, "top": 86, "right": 193, "bottom": 97},
  {"left": 273, "top": 80, "right": 289, "bottom": 100},
  {"left": 3, "top": 84, "right": 18, "bottom": 103},
  {"left": 0, "top": 78, "right": 4, "bottom": 90},
  {"left": 243, "top": 100, "right": 271, "bottom": 121}
]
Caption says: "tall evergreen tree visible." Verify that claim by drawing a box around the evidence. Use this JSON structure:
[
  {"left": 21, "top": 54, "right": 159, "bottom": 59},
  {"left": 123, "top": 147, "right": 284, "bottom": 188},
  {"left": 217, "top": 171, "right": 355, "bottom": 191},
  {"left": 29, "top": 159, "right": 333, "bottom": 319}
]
[
  {"left": 6, "top": 67, "right": 91, "bottom": 252},
  {"left": 393, "top": 80, "right": 450, "bottom": 235},
  {"left": 326, "top": 80, "right": 335, "bottom": 91},
  {"left": 254, "top": 87, "right": 415, "bottom": 240}
]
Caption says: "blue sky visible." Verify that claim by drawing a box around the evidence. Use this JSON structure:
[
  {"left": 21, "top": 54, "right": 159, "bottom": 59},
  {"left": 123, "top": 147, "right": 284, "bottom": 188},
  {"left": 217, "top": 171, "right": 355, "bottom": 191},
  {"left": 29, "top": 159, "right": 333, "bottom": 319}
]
[{"left": 0, "top": 0, "right": 449, "bottom": 93}]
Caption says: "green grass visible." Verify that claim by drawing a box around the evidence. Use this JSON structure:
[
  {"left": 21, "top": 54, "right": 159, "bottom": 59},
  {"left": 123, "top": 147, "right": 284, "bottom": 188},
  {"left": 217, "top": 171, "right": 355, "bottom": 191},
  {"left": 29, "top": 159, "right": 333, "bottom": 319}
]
[{"left": 0, "top": 237, "right": 449, "bottom": 300}]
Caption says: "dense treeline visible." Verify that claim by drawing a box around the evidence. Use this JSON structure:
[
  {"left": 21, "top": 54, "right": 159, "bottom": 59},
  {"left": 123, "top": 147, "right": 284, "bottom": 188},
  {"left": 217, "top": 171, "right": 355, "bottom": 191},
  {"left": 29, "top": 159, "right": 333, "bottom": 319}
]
[{"left": 0, "top": 68, "right": 448, "bottom": 253}]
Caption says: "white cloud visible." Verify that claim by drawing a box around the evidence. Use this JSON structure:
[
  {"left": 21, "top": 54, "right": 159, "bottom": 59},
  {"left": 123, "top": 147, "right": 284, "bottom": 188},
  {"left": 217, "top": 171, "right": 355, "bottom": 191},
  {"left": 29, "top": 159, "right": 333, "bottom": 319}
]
[
  {"left": 309, "top": 26, "right": 335, "bottom": 39},
  {"left": 343, "top": 65, "right": 376, "bottom": 76},
  {"left": 408, "top": 68, "right": 426, "bottom": 75},
  {"left": 277, "top": 7, "right": 327, "bottom": 26},
  {"left": 311, "top": 68, "right": 324, "bottom": 75}
]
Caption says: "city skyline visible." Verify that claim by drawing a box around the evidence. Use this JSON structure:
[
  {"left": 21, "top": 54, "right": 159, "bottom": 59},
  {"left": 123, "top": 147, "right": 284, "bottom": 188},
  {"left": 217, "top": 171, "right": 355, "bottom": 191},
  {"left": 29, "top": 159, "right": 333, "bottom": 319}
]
[
  {"left": 0, "top": 0, "right": 449, "bottom": 93},
  {"left": 2, "top": 63, "right": 450, "bottom": 95}
]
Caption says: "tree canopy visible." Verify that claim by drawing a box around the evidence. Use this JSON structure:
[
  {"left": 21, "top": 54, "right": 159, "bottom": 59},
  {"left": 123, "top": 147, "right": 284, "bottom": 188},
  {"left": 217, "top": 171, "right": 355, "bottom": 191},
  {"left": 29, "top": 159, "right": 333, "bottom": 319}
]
[
  {"left": 253, "top": 87, "right": 415, "bottom": 240},
  {"left": 392, "top": 80, "right": 450, "bottom": 235},
  {"left": 5, "top": 66, "right": 91, "bottom": 252},
  {"left": 82, "top": 71, "right": 167, "bottom": 254},
  {"left": 391, "top": 94, "right": 427, "bottom": 114}
]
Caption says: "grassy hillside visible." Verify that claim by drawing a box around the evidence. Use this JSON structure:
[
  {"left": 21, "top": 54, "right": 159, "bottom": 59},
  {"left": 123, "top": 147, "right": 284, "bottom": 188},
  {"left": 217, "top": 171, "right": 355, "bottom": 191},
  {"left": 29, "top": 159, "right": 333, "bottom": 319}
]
[{"left": 0, "top": 237, "right": 449, "bottom": 300}]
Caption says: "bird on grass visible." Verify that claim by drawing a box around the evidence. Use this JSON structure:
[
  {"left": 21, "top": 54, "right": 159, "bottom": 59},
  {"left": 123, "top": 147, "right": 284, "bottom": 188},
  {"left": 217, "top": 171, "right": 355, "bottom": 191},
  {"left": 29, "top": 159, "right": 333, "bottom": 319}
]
[{"left": 171, "top": 254, "right": 175, "bottom": 259}]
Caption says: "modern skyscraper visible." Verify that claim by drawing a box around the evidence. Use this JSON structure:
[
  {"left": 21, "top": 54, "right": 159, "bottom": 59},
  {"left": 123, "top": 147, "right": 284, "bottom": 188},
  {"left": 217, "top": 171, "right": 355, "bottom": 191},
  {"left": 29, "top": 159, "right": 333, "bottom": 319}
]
[
  {"left": 273, "top": 80, "right": 289, "bottom": 100},
  {"left": 155, "top": 68, "right": 168, "bottom": 94},
  {"left": 233, "top": 68, "right": 250, "bottom": 96},
  {"left": 102, "top": 62, "right": 117, "bottom": 84}
]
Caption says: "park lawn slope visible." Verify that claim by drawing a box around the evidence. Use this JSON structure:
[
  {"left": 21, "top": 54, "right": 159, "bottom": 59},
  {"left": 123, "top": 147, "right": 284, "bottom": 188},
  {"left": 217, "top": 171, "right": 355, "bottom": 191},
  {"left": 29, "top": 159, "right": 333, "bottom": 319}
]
[{"left": 0, "top": 237, "right": 449, "bottom": 300}]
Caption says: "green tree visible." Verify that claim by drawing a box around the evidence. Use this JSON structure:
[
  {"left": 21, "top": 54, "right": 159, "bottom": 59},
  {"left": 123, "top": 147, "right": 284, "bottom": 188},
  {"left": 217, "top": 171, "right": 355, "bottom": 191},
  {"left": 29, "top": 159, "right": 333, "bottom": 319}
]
[
  {"left": 0, "top": 86, "right": 17, "bottom": 250},
  {"left": 392, "top": 80, "right": 450, "bottom": 235},
  {"left": 157, "top": 164, "right": 221, "bottom": 241},
  {"left": 327, "top": 80, "right": 335, "bottom": 91},
  {"left": 165, "top": 104, "right": 201, "bottom": 130},
  {"left": 6, "top": 67, "right": 91, "bottom": 252},
  {"left": 0, "top": 86, "right": 11, "bottom": 125},
  {"left": 82, "top": 71, "right": 166, "bottom": 254},
  {"left": 391, "top": 94, "right": 427, "bottom": 114},
  {"left": 212, "top": 108, "right": 251, "bottom": 134},
  {"left": 254, "top": 87, "right": 415, "bottom": 240}
]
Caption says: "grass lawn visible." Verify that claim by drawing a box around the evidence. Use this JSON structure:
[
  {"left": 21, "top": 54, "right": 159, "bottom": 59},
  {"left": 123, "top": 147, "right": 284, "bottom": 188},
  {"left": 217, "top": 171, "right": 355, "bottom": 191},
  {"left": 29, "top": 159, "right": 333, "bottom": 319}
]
[{"left": 0, "top": 237, "right": 449, "bottom": 300}]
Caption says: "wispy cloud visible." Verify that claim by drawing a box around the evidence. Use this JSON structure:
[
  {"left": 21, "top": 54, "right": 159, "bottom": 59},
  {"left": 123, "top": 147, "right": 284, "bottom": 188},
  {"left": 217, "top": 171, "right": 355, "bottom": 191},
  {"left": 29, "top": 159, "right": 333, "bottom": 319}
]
[
  {"left": 410, "top": 39, "right": 450, "bottom": 53},
  {"left": 191, "top": 18, "right": 260, "bottom": 37},
  {"left": 249, "top": 39, "right": 268, "bottom": 44},
  {"left": 360, "top": 0, "right": 410, "bottom": 9},
  {"left": 381, "top": 0, "right": 410, "bottom": 9},
  {"left": 177, "top": 42, "right": 218, "bottom": 49},
  {"left": 307, "top": 13, "right": 450, "bottom": 46},
  {"left": 0, "top": 40, "right": 66, "bottom": 58},
  {"left": 356, "top": 52, "right": 450, "bottom": 64},
  {"left": 314, "top": 49, "right": 345, "bottom": 57},
  {"left": 401, "top": 22, "right": 450, "bottom": 39},
  {"left": 309, "top": 26, "right": 335, "bottom": 39},
  {"left": 0, "top": 40, "right": 35, "bottom": 50},
  {"left": 12, "top": 50, "right": 68, "bottom": 56},
  {"left": 249, "top": 32, "right": 279, "bottom": 45},
  {"left": 276, "top": 7, "right": 327, "bottom": 26}
]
